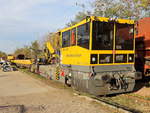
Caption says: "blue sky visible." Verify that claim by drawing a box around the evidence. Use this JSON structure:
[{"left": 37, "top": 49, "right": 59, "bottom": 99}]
[{"left": 0, "top": 0, "right": 91, "bottom": 53}]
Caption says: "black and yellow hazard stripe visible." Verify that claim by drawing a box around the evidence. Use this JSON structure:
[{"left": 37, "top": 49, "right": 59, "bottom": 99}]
[{"left": 55, "top": 65, "right": 60, "bottom": 80}]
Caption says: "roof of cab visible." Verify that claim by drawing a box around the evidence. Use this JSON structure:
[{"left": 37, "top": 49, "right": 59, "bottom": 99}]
[{"left": 60, "top": 16, "right": 134, "bottom": 33}]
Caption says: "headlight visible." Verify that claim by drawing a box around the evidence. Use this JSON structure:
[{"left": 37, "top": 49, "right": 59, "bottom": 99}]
[
  {"left": 92, "top": 57, "right": 96, "bottom": 62},
  {"left": 129, "top": 56, "right": 132, "bottom": 61},
  {"left": 128, "top": 54, "right": 134, "bottom": 62},
  {"left": 90, "top": 54, "right": 98, "bottom": 64}
]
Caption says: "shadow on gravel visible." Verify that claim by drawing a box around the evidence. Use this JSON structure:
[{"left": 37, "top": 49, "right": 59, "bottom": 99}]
[
  {"left": 0, "top": 105, "right": 24, "bottom": 113},
  {"left": 133, "top": 76, "right": 150, "bottom": 92},
  {"left": 0, "top": 75, "right": 9, "bottom": 78},
  {"left": 23, "top": 105, "right": 46, "bottom": 113}
]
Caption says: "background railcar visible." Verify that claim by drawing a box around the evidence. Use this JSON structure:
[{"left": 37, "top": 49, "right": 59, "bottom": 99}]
[{"left": 135, "top": 17, "right": 150, "bottom": 76}]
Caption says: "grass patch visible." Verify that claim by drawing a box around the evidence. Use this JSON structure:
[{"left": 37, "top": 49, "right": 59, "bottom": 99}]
[
  {"left": 129, "top": 93, "right": 150, "bottom": 101},
  {"left": 106, "top": 94, "right": 150, "bottom": 113}
]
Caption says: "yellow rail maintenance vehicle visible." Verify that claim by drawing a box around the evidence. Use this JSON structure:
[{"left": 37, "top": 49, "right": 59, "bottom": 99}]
[
  {"left": 39, "top": 16, "right": 142, "bottom": 95},
  {"left": 10, "top": 54, "right": 33, "bottom": 68},
  {"left": 44, "top": 41, "right": 59, "bottom": 64},
  {"left": 7, "top": 55, "right": 15, "bottom": 61},
  {"left": 11, "top": 59, "right": 32, "bottom": 66}
]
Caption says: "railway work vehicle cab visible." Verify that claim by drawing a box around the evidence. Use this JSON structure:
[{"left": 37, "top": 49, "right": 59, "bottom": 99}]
[{"left": 59, "top": 16, "right": 142, "bottom": 95}]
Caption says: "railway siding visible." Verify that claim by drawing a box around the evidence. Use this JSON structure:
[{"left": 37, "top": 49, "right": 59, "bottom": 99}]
[{"left": 20, "top": 69, "right": 149, "bottom": 113}]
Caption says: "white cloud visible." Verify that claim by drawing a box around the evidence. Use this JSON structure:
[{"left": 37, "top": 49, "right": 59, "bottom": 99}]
[
  {"left": 0, "top": 39, "right": 29, "bottom": 54},
  {"left": 0, "top": 0, "right": 90, "bottom": 29},
  {"left": 0, "top": 0, "right": 91, "bottom": 53},
  {"left": 0, "top": 0, "right": 55, "bottom": 24}
]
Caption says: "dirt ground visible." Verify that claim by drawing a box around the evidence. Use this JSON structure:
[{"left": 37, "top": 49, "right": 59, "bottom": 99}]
[
  {"left": 0, "top": 70, "right": 117, "bottom": 113},
  {"left": 133, "top": 80, "right": 150, "bottom": 97},
  {"left": 134, "top": 86, "right": 150, "bottom": 97}
]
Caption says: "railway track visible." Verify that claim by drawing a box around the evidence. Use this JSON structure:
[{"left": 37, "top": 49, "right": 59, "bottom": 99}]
[
  {"left": 91, "top": 96, "right": 142, "bottom": 113},
  {"left": 90, "top": 80, "right": 150, "bottom": 113},
  {"left": 76, "top": 92, "right": 142, "bottom": 113}
]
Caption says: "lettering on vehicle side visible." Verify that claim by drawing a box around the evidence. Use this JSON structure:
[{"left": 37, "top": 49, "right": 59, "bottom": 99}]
[{"left": 66, "top": 54, "right": 82, "bottom": 57}]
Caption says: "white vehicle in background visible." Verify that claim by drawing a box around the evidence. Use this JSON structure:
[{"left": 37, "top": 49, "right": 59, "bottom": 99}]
[
  {"left": 0, "top": 58, "right": 5, "bottom": 65},
  {"left": 0, "top": 58, "right": 12, "bottom": 72},
  {"left": 1, "top": 62, "right": 12, "bottom": 72}
]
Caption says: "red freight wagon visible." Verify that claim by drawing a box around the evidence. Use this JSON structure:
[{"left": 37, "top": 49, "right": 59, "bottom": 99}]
[{"left": 135, "top": 17, "right": 150, "bottom": 76}]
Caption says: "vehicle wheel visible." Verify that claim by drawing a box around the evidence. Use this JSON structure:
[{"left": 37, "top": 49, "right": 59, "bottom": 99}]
[
  {"left": 65, "top": 76, "right": 71, "bottom": 87},
  {"left": 3, "top": 66, "right": 11, "bottom": 72}
]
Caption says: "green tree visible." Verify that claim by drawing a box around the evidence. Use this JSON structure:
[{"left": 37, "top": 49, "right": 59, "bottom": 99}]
[
  {"left": 66, "top": 11, "right": 90, "bottom": 26},
  {"left": 14, "top": 40, "right": 44, "bottom": 59},
  {"left": 69, "top": 0, "right": 150, "bottom": 25},
  {"left": 0, "top": 51, "right": 6, "bottom": 58},
  {"left": 14, "top": 46, "right": 31, "bottom": 58},
  {"left": 92, "top": 0, "right": 150, "bottom": 19},
  {"left": 30, "top": 40, "right": 43, "bottom": 59}
]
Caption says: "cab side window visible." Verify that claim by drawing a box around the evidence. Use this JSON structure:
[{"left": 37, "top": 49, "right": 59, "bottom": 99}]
[
  {"left": 62, "top": 30, "right": 70, "bottom": 47},
  {"left": 71, "top": 28, "right": 76, "bottom": 46},
  {"left": 77, "top": 23, "right": 90, "bottom": 49}
]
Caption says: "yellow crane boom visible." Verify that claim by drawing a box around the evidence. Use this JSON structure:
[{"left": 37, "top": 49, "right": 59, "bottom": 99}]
[{"left": 46, "top": 42, "right": 55, "bottom": 54}]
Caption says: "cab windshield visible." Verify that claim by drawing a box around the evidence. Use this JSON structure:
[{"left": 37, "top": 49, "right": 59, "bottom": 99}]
[
  {"left": 115, "top": 23, "right": 134, "bottom": 50},
  {"left": 92, "top": 21, "right": 134, "bottom": 50},
  {"left": 92, "top": 21, "right": 114, "bottom": 50}
]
